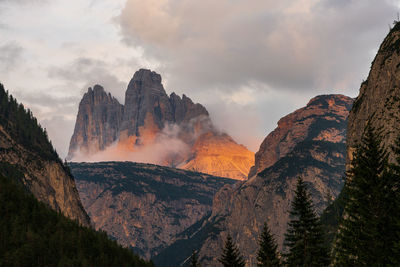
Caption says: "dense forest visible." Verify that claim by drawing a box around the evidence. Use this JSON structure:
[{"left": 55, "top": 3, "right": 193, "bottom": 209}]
[
  {"left": 0, "top": 83, "right": 59, "bottom": 162},
  {"left": 0, "top": 168, "right": 154, "bottom": 267}
]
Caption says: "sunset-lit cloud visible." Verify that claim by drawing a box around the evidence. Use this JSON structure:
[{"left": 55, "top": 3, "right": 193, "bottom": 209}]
[{"left": 71, "top": 123, "right": 191, "bottom": 166}]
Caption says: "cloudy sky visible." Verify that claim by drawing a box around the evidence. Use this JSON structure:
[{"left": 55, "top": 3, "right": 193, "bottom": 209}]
[{"left": 0, "top": 0, "right": 399, "bottom": 158}]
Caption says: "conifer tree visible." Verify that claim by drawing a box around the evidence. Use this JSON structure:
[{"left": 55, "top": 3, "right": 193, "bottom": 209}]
[
  {"left": 189, "top": 250, "right": 201, "bottom": 267},
  {"left": 334, "top": 125, "right": 400, "bottom": 265},
  {"left": 385, "top": 136, "right": 400, "bottom": 265},
  {"left": 284, "top": 177, "right": 329, "bottom": 266},
  {"left": 219, "top": 234, "right": 245, "bottom": 267},
  {"left": 257, "top": 222, "right": 281, "bottom": 267},
  {"left": 389, "top": 137, "right": 400, "bottom": 265}
]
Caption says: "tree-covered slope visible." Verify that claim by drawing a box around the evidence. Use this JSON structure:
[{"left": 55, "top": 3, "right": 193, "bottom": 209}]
[
  {"left": 0, "top": 166, "right": 153, "bottom": 267},
  {"left": 0, "top": 83, "right": 90, "bottom": 225},
  {"left": 0, "top": 84, "right": 59, "bottom": 162}
]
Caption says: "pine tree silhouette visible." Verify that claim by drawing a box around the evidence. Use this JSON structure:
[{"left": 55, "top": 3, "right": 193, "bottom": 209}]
[
  {"left": 257, "top": 222, "right": 281, "bottom": 267},
  {"left": 219, "top": 234, "right": 245, "bottom": 267},
  {"left": 284, "top": 177, "right": 329, "bottom": 266},
  {"left": 335, "top": 125, "right": 400, "bottom": 265}
]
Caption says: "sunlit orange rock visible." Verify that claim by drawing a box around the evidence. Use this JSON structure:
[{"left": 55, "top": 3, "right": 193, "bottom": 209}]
[
  {"left": 181, "top": 132, "right": 254, "bottom": 180},
  {"left": 68, "top": 69, "right": 253, "bottom": 180}
]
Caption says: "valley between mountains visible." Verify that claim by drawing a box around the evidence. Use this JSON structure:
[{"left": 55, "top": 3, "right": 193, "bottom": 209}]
[
  {"left": 60, "top": 69, "right": 354, "bottom": 265},
  {"left": 66, "top": 22, "right": 400, "bottom": 266},
  {"left": 64, "top": 65, "right": 354, "bottom": 264},
  {"left": 1, "top": 16, "right": 400, "bottom": 267}
]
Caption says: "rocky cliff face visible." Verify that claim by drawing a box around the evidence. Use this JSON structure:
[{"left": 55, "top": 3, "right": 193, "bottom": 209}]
[
  {"left": 155, "top": 94, "right": 353, "bottom": 266},
  {"left": 0, "top": 127, "right": 90, "bottom": 226},
  {"left": 249, "top": 94, "right": 353, "bottom": 177},
  {"left": 119, "top": 70, "right": 174, "bottom": 144},
  {"left": 70, "top": 162, "right": 236, "bottom": 259},
  {"left": 117, "top": 69, "right": 211, "bottom": 149},
  {"left": 68, "top": 85, "right": 124, "bottom": 158},
  {"left": 0, "top": 87, "right": 90, "bottom": 226},
  {"left": 68, "top": 69, "right": 253, "bottom": 180},
  {"left": 347, "top": 22, "right": 400, "bottom": 166}
]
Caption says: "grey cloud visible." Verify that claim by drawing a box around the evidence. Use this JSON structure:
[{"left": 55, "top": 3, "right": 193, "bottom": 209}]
[
  {"left": 118, "top": 0, "right": 399, "bottom": 95},
  {"left": 117, "top": 0, "right": 399, "bottom": 152},
  {"left": 48, "top": 57, "right": 127, "bottom": 102},
  {"left": 11, "top": 91, "right": 80, "bottom": 159},
  {"left": 43, "top": 56, "right": 140, "bottom": 156},
  {"left": 0, "top": 42, "right": 23, "bottom": 72},
  {"left": 41, "top": 115, "right": 76, "bottom": 159},
  {"left": 13, "top": 91, "right": 79, "bottom": 109},
  {"left": 0, "top": 0, "right": 47, "bottom": 5},
  {"left": 206, "top": 87, "right": 313, "bottom": 152},
  {"left": 15, "top": 56, "right": 128, "bottom": 158}
]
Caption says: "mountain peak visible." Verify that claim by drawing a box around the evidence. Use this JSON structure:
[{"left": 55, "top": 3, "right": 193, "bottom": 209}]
[
  {"left": 307, "top": 94, "right": 353, "bottom": 107},
  {"left": 80, "top": 84, "right": 119, "bottom": 107},
  {"left": 69, "top": 69, "right": 254, "bottom": 180},
  {"left": 92, "top": 84, "right": 105, "bottom": 92},
  {"left": 86, "top": 84, "right": 105, "bottom": 94},
  {"left": 160, "top": 93, "right": 353, "bottom": 266},
  {"left": 249, "top": 94, "right": 353, "bottom": 177},
  {"left": 132, "top": 69, "right": 162, "bottom": 84},
  {"left": 68, "top": 85, "right": 124, "bottom": 158}
]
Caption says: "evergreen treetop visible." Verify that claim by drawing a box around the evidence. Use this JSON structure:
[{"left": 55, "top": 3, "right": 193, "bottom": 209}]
[
  {"left": 334, "top": 125, "right": 400, "bottom": 265},
  {"left": 257, "top": 222, "right": 281, "bottom": 267},
  {"left": 219, "top": 234, "right": 245, "bottom": 267},
  {"left": 0, "top": 83, "right": 59, "bottom": 162},
  {"left": 389, "top": 136, "right": 400, "bottom": 265},
  {"left": 284, "top": 177, "right": 329, "bottom": 267}
]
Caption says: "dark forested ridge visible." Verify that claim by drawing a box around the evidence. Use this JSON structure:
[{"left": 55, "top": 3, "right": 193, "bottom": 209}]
[
  {"left": 0, "top": 83, "right": 90, "bottom": 225},
  {"left": 0, "top": 83, "right": 60, "bottom": 162},
  {"left": 0, "top": 167, "right": 154, "bottom": 267}
]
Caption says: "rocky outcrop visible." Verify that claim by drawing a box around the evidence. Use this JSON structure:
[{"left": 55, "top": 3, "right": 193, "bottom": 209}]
[
  {"left": 0, "top": 122, "right": 90, "bottom": 227},
  {"left": 119, "top": 70, "right": 174, "bottom": 144},
  {"left": 249, "top": 94, "right": 353, "bottom": 177},
  {"left": 181, "top": 132, "right": 255, "bottom": 180},
  {"left": 68, "top": 85, "right": 124, "bottom": 158},
  {"left": 155, "top": 94, "right": 353, "bottom": 266},
  {"left": 68, "top": 69, "right": 253, "bottom": 180},
  {"left": 170, "top": 93, "right": 209, "bottom": 124},
  {"left": 117, "top": 69, "right": 211, "bottom": 149},
  {"left": 70, "top": 162, "right": 236, "bottom": 259},
  {"left": 347, "top": 22, "right": 400, "bottom": 166}
]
